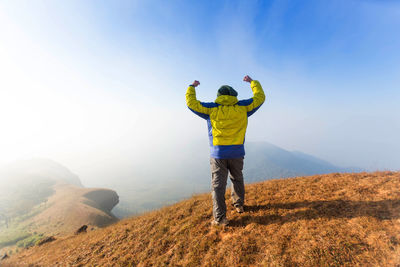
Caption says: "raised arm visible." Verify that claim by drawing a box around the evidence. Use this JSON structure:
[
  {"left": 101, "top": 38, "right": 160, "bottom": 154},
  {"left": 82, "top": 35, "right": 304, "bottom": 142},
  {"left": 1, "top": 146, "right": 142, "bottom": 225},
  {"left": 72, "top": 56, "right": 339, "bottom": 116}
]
[
  {"left": 186, "top": 80, "right": 214, "bottom": 119},
  {"left": 239, "top": 75, "right": 266, "bottom": 116}
]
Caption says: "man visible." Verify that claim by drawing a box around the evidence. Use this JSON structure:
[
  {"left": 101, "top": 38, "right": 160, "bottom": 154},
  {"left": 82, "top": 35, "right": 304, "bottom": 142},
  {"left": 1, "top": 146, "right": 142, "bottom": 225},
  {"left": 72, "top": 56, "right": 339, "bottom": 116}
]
[{"left": 186, "top": 75, "right": 265, "bottom": 226}]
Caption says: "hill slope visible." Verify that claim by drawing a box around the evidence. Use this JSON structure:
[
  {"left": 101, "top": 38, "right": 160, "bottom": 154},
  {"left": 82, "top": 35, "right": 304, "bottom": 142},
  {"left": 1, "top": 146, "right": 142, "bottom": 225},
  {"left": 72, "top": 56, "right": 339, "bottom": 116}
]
[
  {"left": 4, "top": 171, "right": 400, "bottom": 266},
  {"left": 0, "top": 159, "right": 119, "bottom": 252},
  {"left": 24, "top": 182, "right": 119, "bottom": 235}
]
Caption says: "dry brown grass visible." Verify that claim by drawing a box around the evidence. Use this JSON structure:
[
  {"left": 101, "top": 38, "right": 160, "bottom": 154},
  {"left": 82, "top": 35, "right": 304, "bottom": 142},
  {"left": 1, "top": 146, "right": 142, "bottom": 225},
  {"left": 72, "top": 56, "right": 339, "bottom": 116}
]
[{"left": 3, "top": 171, "right": 400, "bottom": 266}]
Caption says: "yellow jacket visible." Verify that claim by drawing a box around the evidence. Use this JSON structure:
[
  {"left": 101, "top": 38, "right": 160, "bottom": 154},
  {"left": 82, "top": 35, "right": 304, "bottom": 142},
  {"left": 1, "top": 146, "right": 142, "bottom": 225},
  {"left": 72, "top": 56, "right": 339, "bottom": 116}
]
[{"left": 186, "top": 80, "right": 265, "bottom": 158}]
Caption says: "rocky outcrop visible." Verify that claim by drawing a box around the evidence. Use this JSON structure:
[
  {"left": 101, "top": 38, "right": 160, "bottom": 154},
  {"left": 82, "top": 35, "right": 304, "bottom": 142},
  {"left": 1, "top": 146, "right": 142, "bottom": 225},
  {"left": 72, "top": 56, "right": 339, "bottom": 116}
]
[
  {"left": 82, "top": 189, "right": 119, "bottom": 214},
  {"left": 37, "top": 236, "right": 56, "bottom": 246},
  {"left": 75, "top": 225, "right": 88, "bottom": 235}
]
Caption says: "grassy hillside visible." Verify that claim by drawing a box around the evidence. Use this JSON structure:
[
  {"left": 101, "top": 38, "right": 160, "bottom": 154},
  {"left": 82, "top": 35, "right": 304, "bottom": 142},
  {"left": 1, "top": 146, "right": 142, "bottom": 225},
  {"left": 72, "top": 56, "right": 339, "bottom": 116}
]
[
  {"left": 0, "top": 182, "right": 119, "bottom": 254},
  {"left": 3, "top": 171, "right": 400, "bottom": 266}
]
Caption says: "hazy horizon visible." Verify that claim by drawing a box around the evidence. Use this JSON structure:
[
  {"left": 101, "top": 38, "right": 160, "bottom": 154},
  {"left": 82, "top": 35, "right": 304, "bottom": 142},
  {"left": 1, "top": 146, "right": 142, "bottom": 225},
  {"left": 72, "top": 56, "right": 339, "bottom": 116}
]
[{"left": 1, "top": 0, "right": 399, "bottom": 188}]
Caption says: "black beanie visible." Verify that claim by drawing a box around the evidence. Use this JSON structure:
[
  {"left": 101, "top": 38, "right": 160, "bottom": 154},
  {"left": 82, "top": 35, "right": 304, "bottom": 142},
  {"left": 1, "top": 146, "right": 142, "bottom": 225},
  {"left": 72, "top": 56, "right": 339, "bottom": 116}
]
[{"left": 217, "top": 85, "right": 238, "bottom": 97}]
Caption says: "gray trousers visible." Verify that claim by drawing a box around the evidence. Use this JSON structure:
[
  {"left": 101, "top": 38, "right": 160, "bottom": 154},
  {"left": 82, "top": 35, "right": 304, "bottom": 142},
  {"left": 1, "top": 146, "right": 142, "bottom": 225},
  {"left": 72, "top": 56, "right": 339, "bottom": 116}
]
[{"left": 210, "top": 157, "right": 245, "bottom": 222}]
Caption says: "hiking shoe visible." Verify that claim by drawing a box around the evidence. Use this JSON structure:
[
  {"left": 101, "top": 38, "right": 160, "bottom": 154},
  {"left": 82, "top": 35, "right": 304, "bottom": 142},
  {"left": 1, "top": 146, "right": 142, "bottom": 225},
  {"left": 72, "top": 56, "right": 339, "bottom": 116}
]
[
  {"left": 211, "top": 217, "right": 229, "bottom": 226},
  {"left": 235, "top": 205, "right": 244, "bottom": 213}
]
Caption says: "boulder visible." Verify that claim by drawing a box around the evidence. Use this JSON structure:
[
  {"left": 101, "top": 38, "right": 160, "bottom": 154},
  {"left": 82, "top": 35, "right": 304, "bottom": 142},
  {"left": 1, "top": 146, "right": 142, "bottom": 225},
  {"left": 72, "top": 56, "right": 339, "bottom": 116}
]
[
  {"left": 37, "top": 236, "right": 56, "bottom": 246},
  {"left": 75, "top": 225, "right": 88, "bottom": 235}
]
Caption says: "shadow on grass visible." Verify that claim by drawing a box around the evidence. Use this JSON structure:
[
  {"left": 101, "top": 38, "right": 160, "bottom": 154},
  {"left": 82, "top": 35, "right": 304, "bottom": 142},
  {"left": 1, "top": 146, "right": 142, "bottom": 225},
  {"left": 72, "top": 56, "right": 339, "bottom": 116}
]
[{"left": 229, "top": 199, "right": 400, "bottom": 227}]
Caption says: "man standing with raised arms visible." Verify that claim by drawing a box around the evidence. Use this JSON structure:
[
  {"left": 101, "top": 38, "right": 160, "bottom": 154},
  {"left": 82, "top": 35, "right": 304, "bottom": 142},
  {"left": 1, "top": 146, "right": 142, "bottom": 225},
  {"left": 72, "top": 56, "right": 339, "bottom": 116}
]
[{"left": 186, "top": 75, "right": 265, "bottom": 226}]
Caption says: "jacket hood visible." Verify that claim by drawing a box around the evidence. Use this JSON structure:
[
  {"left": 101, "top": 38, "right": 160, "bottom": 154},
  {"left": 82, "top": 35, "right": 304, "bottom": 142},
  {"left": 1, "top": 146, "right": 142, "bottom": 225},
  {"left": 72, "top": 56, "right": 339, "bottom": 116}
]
[{"left": 215, "top": 95, "right": 238, "bottom": 106}]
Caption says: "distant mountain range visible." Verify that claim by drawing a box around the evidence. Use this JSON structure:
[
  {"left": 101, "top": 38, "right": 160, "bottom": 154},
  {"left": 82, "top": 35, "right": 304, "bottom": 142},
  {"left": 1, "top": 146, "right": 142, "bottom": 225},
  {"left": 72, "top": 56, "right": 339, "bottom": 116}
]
[{"left": 244, "top": 142, "right": 362, "bottom": 182}]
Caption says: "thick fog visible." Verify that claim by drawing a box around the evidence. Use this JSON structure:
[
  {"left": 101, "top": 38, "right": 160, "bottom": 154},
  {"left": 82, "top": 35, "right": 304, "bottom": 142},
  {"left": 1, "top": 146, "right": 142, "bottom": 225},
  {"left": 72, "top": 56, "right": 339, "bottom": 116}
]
[{"left": 1, "top": 0, "right": 399, "bottom": 198}]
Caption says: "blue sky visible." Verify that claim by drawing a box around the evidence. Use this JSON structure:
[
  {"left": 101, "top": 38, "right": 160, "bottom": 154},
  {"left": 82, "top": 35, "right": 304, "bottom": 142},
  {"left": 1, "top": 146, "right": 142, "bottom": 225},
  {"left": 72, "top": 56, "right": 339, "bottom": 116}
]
[{"left": 0, "top": 0, "right": 399, "bottom": 180}]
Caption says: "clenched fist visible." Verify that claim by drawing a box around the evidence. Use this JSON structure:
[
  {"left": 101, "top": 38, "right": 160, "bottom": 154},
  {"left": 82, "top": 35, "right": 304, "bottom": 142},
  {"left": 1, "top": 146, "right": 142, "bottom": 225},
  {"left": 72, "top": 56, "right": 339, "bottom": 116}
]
[
  {"left": 191, "top": 80, "right": 200, "bottom": 87},
  {"left": 243, "top": 75, "right": 253, "bottom": 83}
]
